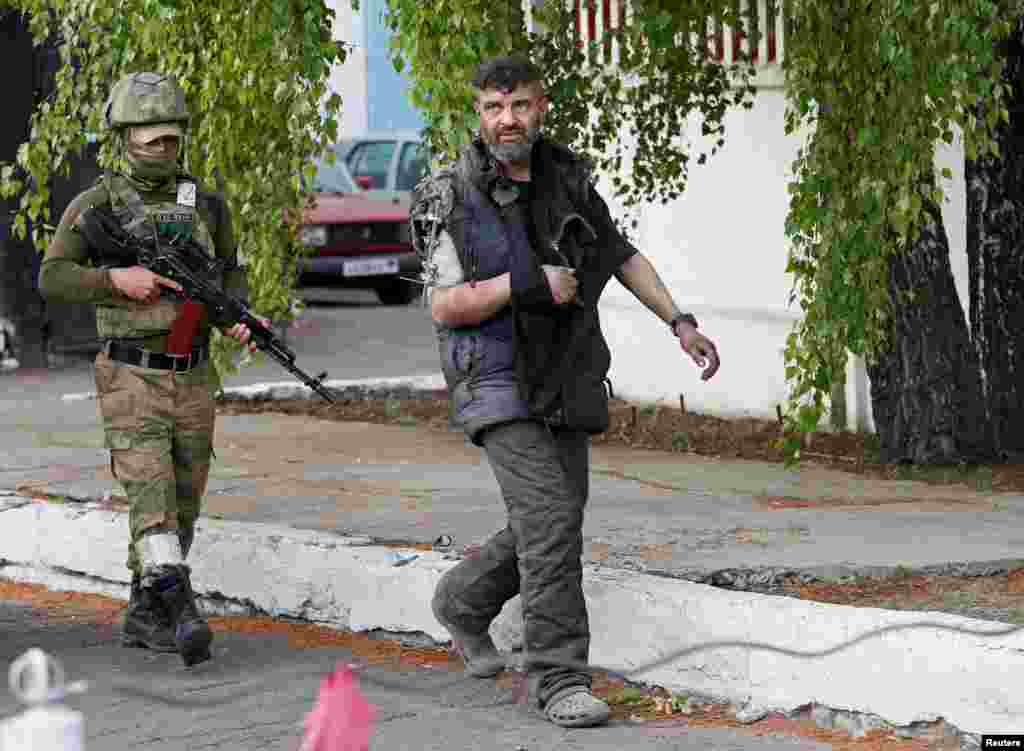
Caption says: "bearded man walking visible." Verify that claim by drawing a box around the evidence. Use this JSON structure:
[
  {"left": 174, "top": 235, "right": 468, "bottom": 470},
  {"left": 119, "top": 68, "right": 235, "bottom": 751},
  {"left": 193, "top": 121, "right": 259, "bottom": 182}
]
[{"left": 413, "top": 55, "right": 721, "bottom": 727}]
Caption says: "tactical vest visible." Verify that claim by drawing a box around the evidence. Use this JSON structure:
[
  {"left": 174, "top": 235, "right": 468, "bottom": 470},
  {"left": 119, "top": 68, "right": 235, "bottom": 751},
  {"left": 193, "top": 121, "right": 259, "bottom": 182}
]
[
  {"left": 441, "top": 180, "right": 531, "bottom": 444},
  {"left": 95, "top": 173, "right": 216, "bottom": 340}
]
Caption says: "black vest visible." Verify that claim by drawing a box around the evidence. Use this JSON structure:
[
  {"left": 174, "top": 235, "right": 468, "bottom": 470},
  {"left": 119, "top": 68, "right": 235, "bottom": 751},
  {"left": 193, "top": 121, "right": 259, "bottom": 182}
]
[{"left": 438, "top": 179, "right": 532, "bottom": 444}]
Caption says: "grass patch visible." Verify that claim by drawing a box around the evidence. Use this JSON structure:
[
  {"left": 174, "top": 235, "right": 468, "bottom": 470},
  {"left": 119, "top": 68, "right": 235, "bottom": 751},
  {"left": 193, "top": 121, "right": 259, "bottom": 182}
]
[
  {"left": 783, "top": 524, "right": 810, "bottom": 543},
  {"left": 893, "top": 462, "right": 994, "bottom": 490},
  {"left": 893, "top": 564, "right": 913, "bottom": 579},
  {"left": 940, "top": 590, "right": 978, "bottom": 610}
]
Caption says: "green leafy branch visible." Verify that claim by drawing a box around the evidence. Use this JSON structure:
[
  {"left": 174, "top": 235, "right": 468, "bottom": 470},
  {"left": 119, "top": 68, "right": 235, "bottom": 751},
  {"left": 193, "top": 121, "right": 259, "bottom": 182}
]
[
  {"left": 779, "top": 0, "right": 1011, "bottom": 462},
  {"left": 384, "top": 0, "right": 756, "bottom": 219},
  {"left": 0, "top": 0, "right": 343, "bottom": 379}
]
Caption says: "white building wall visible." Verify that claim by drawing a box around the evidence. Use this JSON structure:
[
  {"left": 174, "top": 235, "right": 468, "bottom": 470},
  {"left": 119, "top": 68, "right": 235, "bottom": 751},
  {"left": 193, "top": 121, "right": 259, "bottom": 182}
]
[
  {"left": 597, "top": 86, "right": 801, "bottom": 422},
  {"left": 326, "top": 0, "right": 368, "bottom": 137},
  {"left": 597, "top": 89, "right": 969, "bottom": 433},
  {"left": 936, "top": 134, "right": 969, "bottom": 328}
]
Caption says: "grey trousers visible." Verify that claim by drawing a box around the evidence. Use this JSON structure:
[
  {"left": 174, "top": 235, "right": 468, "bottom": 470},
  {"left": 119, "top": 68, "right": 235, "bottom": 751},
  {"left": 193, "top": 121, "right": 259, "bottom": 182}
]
[{"left": 434, "top": 419, "right": 591, "bottom": 706}]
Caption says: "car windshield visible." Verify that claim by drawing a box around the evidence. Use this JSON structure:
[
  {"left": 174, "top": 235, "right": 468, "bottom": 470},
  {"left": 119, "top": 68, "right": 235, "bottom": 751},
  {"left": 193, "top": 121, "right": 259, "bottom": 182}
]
[{"left": 312, "top": 158, "right": 356, "bottom": 194}]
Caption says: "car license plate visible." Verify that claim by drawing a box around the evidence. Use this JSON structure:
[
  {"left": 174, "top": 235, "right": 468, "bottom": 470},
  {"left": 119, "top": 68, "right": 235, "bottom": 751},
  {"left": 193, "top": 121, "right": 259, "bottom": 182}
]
[{"left": 342, "top": 257, "right": 400, "bottom": 277}]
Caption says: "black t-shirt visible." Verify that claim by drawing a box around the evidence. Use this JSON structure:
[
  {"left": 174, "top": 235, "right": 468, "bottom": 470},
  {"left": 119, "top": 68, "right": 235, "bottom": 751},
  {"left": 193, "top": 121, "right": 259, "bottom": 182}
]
[{"left": 509, "top": 178, "right": 540, "bottom": 255}]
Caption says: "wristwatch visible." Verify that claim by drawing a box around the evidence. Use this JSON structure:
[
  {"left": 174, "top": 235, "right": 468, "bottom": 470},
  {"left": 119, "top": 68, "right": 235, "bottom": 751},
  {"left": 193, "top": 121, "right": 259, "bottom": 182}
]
[{"left": 669, "top": 312, "right": 699, "bottom": 336}]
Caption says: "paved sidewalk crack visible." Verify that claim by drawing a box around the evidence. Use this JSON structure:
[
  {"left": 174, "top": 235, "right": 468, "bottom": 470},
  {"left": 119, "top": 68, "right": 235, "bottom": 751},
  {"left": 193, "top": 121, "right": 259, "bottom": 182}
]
[
  {"left": 0, "top": 499, "right": 32, "bottom": 512},
  {"left": 592, "top": 467, "right": 688, "bottom": 493},
  {"left": 377, "top": 710, "right": 420, "bottom": 723},
  {"left": 124, "top": 717, "right": 300, "bottom": 747},
  {"left": 0, "top": 464, "right": 57, "bottom": 474},
  {"left": 181, "top": 679, "right": 247, "bottom": 694}
]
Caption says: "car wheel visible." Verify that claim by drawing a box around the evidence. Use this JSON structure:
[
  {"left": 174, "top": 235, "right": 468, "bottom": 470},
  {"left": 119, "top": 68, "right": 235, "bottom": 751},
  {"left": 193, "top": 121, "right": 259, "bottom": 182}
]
[{"left": 376, "top": 278, "right": 419, "bottom": 306}]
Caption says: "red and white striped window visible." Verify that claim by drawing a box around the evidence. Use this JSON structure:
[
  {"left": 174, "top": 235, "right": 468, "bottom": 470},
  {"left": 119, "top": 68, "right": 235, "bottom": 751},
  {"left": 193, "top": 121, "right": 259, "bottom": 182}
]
[{"left": 566, "top": 0, "right": 784, "bottom": 67}]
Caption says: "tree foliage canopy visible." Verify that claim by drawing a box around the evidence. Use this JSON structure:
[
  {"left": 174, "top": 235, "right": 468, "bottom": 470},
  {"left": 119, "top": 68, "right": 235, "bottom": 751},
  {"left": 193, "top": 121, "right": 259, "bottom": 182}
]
[
  {"left": 781, "top": 0, "right": 1013, "bottom": 458},
  {"left": 383, "top": 0, "right": 757, "bottom": 216},
  {"left": 385, "top": 0, "right": 1016, "bottom": 459},
  {"left": 0, "top": 0, "right": 343, "bottom": 373}
]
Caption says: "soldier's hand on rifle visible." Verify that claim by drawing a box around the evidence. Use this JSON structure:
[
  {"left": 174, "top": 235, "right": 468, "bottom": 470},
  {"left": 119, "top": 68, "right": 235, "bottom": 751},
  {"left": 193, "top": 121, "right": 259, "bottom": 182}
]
[
  {"left": 225, "top": 318, "right": 270, "bottom": 353},
  {"left": 110, "top": 266, "right": 183, "bottom": 305}
]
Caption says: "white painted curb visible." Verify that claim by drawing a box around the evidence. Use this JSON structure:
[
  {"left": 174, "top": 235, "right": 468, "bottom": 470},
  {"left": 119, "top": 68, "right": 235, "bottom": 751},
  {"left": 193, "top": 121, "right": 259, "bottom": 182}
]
[
  {"left": 1, "top": 500, "right": 1021, "bottom": 735},
  {"left": 61, "top": 373, "right": 447, "bottom": 403}
]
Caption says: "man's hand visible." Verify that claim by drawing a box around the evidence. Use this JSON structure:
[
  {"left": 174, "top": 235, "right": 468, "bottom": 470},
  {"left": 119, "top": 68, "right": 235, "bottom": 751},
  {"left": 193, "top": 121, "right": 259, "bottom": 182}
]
[
  {"left": 224, "top": 317, "right": 271, "bottom": 353},
  {"left": 674, "top": 322, "right": 720, "bottom": 381},
  {"left": 110, "top": 266, "right": 182, "bottom": 304},
  {"left": 542, "top": 265, "right": 578, "bottom": 305}
]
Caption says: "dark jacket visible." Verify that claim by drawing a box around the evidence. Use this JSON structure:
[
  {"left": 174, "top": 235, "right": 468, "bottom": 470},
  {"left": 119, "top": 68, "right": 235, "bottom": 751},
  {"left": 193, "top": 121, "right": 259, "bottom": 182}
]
[{"left": 428, "top": 137, "right": 637, "bottom": 443}]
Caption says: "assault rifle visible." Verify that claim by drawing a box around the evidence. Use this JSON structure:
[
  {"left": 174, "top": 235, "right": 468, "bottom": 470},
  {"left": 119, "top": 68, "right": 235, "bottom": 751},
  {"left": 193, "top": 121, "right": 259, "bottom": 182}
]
[{"left": 77, "top": 204, "right": 336, "bottom": 403}]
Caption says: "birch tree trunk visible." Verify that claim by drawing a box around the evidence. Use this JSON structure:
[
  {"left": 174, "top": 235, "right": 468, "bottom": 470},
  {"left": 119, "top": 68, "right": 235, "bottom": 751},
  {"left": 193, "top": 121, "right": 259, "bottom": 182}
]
[
  {"left": 966, "top": 17, "right": 1024, "bottom": 460},
  {"left": 867, "top": 193, "right": 994, "bottom": 464}
]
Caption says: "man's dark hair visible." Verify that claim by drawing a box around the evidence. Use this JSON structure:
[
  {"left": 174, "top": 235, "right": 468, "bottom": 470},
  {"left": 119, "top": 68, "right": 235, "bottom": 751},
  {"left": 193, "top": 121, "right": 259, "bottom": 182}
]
[{"left": 472, "top": 55, "right": 544, "bottom": 93}]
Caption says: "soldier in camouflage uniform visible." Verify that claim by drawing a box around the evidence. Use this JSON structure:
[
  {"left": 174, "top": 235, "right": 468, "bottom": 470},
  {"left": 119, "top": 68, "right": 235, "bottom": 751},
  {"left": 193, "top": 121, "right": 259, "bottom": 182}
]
[{"left": 39, "top": 72, "right": 259, "bottom": 667}]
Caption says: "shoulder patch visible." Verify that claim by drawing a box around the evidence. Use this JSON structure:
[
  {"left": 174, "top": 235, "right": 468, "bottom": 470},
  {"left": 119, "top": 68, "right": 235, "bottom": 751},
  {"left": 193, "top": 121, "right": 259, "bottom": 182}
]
[
  {"left": 410, "top": 171, "right": 460, "bottom": 294},
  {"left": 66, "top": 184, "right": 113, "bottom": 225},
  {"left": 410, "top": 172, "right": 457, "bottom": 252},
  {"left": 411, "top": 172, "right": 456, "bottom": 219}
]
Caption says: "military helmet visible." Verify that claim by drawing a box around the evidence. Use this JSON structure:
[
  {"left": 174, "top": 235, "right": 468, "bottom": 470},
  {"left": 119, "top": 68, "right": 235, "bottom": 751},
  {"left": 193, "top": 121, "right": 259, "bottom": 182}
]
[{"left": 104, "top": 72, "right": 189, "bottom": 130}]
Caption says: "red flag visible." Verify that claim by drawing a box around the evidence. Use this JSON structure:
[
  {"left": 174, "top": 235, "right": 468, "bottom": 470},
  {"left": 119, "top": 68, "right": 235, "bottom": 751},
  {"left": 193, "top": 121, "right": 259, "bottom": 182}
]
[{"left": 299, "top": 664, "right": 376, "bottom": 751}]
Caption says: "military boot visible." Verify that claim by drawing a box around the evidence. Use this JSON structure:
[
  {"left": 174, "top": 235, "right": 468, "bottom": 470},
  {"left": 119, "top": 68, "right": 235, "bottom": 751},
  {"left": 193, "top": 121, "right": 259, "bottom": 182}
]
[
  {"left": 122, "top": 573, "right": 177, "bottom": 652},
  {"left": 148, "top": 564, "right": 213, "bottom": 667}
]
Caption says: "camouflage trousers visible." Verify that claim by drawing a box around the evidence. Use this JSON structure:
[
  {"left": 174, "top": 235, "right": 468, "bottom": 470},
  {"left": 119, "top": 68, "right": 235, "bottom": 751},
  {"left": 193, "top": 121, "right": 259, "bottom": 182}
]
[
  {"left": 435, "top": 420, "right": 591, "bottom": 707},
  {"left": 94, "top": 350, "right": 216, "bottom": 574}
]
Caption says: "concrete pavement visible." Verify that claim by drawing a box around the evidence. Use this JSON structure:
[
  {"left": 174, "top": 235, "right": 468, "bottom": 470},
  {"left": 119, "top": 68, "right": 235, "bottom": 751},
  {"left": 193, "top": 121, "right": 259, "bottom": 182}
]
[
  {"left": 3, "top": 370, "right": 1024, "bottom": 743},
  {"left": 21, "top": 374, "right": 1024, "bottom": 581}
]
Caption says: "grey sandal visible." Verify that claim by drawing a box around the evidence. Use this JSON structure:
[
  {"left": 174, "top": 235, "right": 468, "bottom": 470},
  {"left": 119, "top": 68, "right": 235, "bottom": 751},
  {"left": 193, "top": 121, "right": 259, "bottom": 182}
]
[{"left": 543, "top": 686, "right": 611, "bottom": 728}]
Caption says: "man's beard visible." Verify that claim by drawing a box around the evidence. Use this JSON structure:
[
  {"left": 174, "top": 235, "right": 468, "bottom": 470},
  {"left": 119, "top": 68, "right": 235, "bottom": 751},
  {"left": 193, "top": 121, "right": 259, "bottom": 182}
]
[{"left": 484, "top": 123, "right": 541, "bottom": 164}]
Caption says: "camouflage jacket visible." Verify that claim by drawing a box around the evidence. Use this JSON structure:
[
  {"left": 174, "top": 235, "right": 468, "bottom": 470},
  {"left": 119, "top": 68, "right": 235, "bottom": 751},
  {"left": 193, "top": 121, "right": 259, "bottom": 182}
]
[{"left": 40, "top": 172, "right": 245, "bottom": 344}]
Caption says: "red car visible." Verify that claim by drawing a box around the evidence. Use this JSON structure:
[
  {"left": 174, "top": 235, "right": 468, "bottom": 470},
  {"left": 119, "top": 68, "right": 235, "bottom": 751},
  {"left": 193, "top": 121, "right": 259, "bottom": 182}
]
[{"left": 297, "top": 156, "right": 421, "bottom": 305}]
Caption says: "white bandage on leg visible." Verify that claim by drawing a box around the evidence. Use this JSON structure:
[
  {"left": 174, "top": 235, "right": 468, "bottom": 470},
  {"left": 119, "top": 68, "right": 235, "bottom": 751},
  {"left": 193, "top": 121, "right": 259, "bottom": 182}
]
[{"left": 139, "top": 532, "right": 185, "bottom": 571}]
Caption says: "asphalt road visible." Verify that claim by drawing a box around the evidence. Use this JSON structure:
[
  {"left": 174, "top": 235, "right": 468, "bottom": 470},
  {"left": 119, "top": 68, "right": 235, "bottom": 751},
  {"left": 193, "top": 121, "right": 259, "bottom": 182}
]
[
  {"left": 5, "top": 287, "right": 441, "bottom": 403},
  {"left": 0, "top": 602, "right": 830, "bottom": 750},
  {"left": 0, "top": 292, "right": 838, "bottom": 749}
]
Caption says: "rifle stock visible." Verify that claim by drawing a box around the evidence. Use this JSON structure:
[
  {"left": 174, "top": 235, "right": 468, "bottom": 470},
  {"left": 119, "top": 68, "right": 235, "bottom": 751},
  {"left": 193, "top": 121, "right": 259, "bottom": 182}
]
[{"left": 79, "top": 204, "right": 335, "bottom": 402}]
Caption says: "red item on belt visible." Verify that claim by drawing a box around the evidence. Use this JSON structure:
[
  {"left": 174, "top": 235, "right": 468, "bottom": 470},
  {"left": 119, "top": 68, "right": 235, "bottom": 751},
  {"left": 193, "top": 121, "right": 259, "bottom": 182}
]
[{"left": 167, "top": 300, "right": 206, "bottom": 355}]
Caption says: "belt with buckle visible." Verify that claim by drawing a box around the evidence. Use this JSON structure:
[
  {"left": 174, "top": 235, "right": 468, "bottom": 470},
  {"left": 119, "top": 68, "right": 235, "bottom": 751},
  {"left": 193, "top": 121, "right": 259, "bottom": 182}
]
[{"left": 104, "top": 341, "right": 207, "bottom": 372}]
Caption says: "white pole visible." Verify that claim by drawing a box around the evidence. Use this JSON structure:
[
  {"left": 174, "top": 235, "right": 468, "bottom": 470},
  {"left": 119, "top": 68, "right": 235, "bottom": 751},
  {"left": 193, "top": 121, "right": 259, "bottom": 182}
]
[
  {"left": 757, "top": 0, "right": 769, "bottom": 66},
  {"left": 723, "top": 12, "right": 735, "bottom": 65},
  {"left": 736, "top": 0, "right": 750, "bottom": 63},
  {"left": 776, "top": 0, "right": 785, "bottom": 65},
  {"left": 610, "top": 0, "right": 620, "bottom": 65}
]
